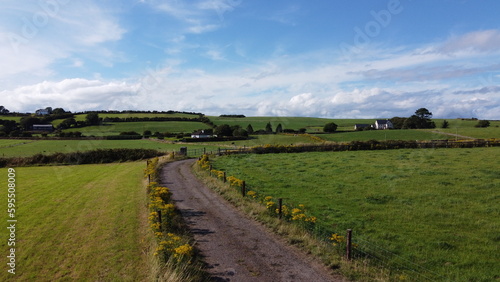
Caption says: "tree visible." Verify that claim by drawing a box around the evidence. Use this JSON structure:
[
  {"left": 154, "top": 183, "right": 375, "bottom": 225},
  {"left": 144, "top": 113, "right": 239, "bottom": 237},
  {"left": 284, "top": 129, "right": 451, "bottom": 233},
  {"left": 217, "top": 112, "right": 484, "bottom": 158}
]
[
  {"left": 214, "top": 124, "right": 233, "bottom": 137},
  {"left": 441, "top": 120, "right": 449, "bottom": 129},
  {"left": 232, "top": 128, "right": 248, "bottom": 137},
  {"left": 143, "top": 130, "right": 152, "bottom": 137},
  {"left": 20, "top": 117, "right": 41, "bottom": 130},
  {"left": 275, "top": 123, "right": 283, "bottom": 133},
  {"left": 475, "top": 120, "right": 490, "bottom": 128},
  {"left": 85, "top": 113, "right": 100, "bottom": 125},
  {"left": 0, "top": 106, "right": 9, "bottom": 114},
  {"left": 404, "top": 108, "right": 435, "bottom": 129},
  {"left": 265, "top": 122, "right": 273, "bottom": 134},
  {"left": 58, "top": 118, "right": 77, "bottom": 129},
  {"left": 246, "top": 124, "right": 254, "bottom": 134},
  {"left": 323, "top": 122, "right": 338, "bottom": 133},
  {"left": 52, "top": 108, "right": 66, "bottom": 115},
  {"left": 389, "top": 117, "right": 407, "bottom": 129},
  {"left": 45, "top": 107, "right": 53, "bottom": 114}
]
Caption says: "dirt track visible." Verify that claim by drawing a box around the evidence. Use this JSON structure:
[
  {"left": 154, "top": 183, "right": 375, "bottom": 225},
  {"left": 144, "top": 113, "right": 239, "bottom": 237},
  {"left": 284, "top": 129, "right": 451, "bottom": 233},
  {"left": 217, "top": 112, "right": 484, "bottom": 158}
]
[{"left": 160, "top": 159, "right": 342, "bottom": 282}]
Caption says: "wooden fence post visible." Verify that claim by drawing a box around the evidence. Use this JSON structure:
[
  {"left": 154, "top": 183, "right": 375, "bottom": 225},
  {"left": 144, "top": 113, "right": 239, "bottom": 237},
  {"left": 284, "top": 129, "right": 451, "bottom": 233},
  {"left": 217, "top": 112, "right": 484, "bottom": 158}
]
[
  {"left": 346, "top": 229, "right": 352, "bottom": 260},
  {"left": 241, "top": 181, "right": 246, "bottom": 197},
  {"left": 158, "top": 210, "right": 162, "bottom": 231},
  {"left": 278, "top": 198, "right": 283, "bottom": 219},
  {"left": 223, "top": 171, "right": 226, "bottom": 183}
]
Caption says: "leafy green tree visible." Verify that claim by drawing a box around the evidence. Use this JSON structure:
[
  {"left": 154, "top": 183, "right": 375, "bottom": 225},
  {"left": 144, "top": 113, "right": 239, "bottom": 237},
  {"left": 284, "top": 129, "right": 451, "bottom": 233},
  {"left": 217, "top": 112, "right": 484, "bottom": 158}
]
[
  {"left": 389, "top": 117, "right": 407, "bottom": 129},
  {"left": 475, "top": 120, "right": 490, "bottom": 128},
  {"left": 85, "top": 113, "right": 100, "bottom": 125},
  {"left": 58, "top": 118, "right": 77, "bottom": 129},
  {"left": 233, "top": 128, "right": 248, "bottom": 137},
  {"left": 143, "top": 130, "right": 152, "bottom": 137},
  {"left": 265, "top": 122, "right": 273, "bottom": 133},
  {"left": 52, "top": 108, "right": 66, "bottom": 115},
  {"left": 323, "top": 122, "right": 338, "bottom": 133},
  {"left": 275, "top": 123, "right": 283, "bottom": 133},
  {"left": 441, "top": 120, "right": 449, "bottom": 129},
  {"left": 246, "top": 124, "right": 254, "bottom": 134},
  {"left": 20, "top": 117, "right": 41, "bottom": 130},
  {"left": 214, "top": 124, "right": 233, "bottom": 137},
  {"left": 404, "top": 108, "right": 435, "bottom": 129}
]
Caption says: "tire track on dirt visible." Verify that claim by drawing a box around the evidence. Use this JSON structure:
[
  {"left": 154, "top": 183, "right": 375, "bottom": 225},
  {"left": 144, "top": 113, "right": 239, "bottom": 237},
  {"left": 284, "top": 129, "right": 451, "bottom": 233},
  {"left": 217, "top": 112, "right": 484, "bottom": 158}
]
[{"left": 160, "top": 159, "right": 341, "bottom": 282}]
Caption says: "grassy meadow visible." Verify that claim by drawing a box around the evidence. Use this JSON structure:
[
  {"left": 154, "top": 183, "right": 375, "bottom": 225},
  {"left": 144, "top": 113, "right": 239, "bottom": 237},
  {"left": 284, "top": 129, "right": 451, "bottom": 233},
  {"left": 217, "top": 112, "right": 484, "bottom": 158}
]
[
  {"left": 210, "top": 147, "right": 500, "bottom": 281},
  {"left": 317, "top": 129, "right": 452, "bottom": 142},
  {"left": 64, "top": 121, "right": 210, "bottom": 136},
  {"left": 0, "top": 139, "right": 187, "bottom": 157},
  {"left": 0, "top": 162, "right": 150, "bottom": 281}
]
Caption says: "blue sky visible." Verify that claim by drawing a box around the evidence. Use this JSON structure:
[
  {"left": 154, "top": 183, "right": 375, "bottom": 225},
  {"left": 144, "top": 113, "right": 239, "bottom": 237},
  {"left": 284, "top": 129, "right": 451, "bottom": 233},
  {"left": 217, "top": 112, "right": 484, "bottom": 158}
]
[{"left": 1, "top": 0, "right": 500, "bottom": 119}]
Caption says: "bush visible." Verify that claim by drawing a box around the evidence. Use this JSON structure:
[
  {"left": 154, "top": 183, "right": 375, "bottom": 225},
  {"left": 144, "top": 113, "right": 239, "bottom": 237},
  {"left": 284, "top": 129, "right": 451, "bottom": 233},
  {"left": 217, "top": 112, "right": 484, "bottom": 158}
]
[
  {"left": 323, "top": 122, "right": 338, "bottom": 133},
  {"left": 475, "top": 120, "right": 490, "bottom": 128}
]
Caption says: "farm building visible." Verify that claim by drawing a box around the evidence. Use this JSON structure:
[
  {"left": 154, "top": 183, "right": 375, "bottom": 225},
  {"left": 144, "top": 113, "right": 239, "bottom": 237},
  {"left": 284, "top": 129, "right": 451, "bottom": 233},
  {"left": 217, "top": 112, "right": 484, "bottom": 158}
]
[
  {"left": 374, "top": 120, "right": 394, "bottom": 130},
  {"left": 32, "top": 124, "right": 54, "bottom": 132},
  {"left": 35, "top": 109, "right": 50, "bottom": 115},
  {"left": 191, "top": 130, "right": 213, "bottom": 138},
  {"left": 354, "top": 124, "right": 372, "bottom": 130}
]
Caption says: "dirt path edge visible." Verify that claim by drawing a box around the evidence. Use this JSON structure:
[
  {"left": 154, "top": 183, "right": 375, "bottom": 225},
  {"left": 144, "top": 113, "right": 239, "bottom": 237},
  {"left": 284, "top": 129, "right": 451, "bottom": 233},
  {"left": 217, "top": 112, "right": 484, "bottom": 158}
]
[{"left": 160, "top": 159, "right": 344, "bottom": 282}]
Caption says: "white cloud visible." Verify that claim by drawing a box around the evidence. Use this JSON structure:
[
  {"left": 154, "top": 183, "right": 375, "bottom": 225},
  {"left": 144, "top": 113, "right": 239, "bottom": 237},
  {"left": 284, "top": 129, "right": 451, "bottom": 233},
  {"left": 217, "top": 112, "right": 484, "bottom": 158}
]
[
  {"left": 0, "top": 1, "right": 126, "bottom": 84},
  {"left": 440, "top": 30, "right": 500, "bottom": 54},
  {"left": 1, "top": 79, "right": 140, "bottom": 112}
]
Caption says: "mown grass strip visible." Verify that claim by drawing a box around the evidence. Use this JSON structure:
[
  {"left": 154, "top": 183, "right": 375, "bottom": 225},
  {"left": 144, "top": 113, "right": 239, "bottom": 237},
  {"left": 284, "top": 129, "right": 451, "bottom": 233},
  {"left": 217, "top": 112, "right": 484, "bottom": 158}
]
[{"left": 0, "top": 162, "right": 150, "bottom": 281}]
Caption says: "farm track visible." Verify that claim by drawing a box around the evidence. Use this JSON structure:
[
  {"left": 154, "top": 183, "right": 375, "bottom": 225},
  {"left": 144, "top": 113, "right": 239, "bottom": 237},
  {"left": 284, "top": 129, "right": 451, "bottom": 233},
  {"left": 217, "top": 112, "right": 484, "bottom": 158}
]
[{"left": 160, "top": 159, "right": 342, "bottom": 282}]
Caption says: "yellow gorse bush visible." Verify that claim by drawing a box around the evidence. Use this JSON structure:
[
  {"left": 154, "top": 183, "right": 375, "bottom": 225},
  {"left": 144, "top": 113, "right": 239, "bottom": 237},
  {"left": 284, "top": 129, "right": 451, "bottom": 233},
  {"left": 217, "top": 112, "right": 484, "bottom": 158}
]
[
  {"left": 147, "top": 158, "right": 194, "bottom": 263},
  {"left": 199, "top": 154, "right": 318, "bottom": 227}
]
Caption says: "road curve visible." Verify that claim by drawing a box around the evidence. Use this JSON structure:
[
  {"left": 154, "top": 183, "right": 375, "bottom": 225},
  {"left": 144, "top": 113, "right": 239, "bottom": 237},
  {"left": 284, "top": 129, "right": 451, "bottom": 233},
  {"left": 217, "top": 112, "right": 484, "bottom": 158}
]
[{"left": 160, "top": 159, "right": 341, "bottom": 282}]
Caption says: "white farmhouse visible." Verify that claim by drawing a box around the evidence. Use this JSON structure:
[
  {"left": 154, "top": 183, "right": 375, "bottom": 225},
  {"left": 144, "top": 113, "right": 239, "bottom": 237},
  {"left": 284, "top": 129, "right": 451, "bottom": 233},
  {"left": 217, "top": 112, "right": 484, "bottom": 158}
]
[{"left": 374, "top": 120, "right": 393, "bottom": 130}]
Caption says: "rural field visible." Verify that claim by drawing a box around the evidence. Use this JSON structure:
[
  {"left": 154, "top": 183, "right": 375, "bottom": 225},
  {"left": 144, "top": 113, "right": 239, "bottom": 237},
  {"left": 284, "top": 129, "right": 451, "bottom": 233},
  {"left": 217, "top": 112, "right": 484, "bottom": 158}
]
[
  {"left": 0, "top": 139, "right": 186, "bottom": 157},
  {"left": 0, "top": 162, "right": 150, "bottom": 281},
  {"left": 210, "top": 147, "right": 500, "bottom": 281},
  {"left": 209, "top": 116, "right": 372, "bottom": 132},
  {"left": 64, "top": 121, "right": 211, "bottom": 136}
]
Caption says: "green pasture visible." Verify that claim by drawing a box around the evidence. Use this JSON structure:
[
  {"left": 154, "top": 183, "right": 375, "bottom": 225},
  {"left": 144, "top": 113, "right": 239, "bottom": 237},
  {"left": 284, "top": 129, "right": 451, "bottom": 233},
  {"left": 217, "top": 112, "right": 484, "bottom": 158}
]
[
  {"left": 0, "top": 139, "right": 189, "bottom": 157},
  {"left": 63, "top": 121, "right": 210, "bottom": 136},
  {"left": 431, "top": 119, "right": 500, "bottom": 139},
  {"left": 73, "top": 112, "right": 198, "bottom": 121},
  {"left": 0, "top": 162, "right": 149, "bottom": 281},
  {"left": 318, "top": 129, "right": 451, "bottom": 142},
  {"left": 210, "top": 148, "right": 500, "bottom": 281},
  {"left": 209, "top": 116, "right": 358, "bottom": 132}
]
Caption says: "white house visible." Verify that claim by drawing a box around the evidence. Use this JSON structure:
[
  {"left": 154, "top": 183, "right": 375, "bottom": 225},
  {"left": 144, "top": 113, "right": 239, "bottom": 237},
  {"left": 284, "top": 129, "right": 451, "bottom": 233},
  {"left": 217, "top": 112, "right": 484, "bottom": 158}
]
[
  {"left": 35, "top": 109, "right": 50, "bottom": 115},
  {"left": 374, "top": 120, "right": 393, "bottom": 130},
  {"left": 191, "top": 130, "right": 213, "bottom": 138}
]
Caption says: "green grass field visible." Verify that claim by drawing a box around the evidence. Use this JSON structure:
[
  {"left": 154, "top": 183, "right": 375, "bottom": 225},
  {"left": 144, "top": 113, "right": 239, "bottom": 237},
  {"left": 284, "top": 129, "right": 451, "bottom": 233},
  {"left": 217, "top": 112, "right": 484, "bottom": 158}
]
[
  {"left": 0, "top": 139, "right": 207, "bottom": 157},
  {"left": 0, "top": 162, "right": 150, "bottom": 281},
  {"left": 318, "top": 129, "right": 452, "bottom": 142},
  {"left": 209, "top": 116, "right": 352, "bottom": 132},
  {"left": 210, "top": 148, "right": 500, "bottom": 281},
  {"left": 63, "top": 121, "right": 211, "bottom": 136}
]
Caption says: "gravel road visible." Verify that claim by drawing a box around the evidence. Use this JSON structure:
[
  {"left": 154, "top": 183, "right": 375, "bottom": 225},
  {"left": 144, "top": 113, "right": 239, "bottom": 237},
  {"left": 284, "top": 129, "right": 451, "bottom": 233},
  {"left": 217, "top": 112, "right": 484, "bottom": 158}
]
[{"left": 160, "top": 159, "right": 342, "bottom": 282}]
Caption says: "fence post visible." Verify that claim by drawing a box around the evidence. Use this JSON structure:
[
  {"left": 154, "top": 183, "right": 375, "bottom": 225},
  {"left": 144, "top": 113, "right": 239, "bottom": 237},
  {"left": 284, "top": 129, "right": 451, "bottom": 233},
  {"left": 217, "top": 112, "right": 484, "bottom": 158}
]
[
  {"left": 158, "top": 210, "right": 163, "bottom": 232},
  {"left": 223, "top": 172, "right": 226, "bottom": 183},
  {"left": 346, "top": 229, "right": 352, "bottom": 260},
  {"left": 241, "top": 181, "right": 246, "bottom": 197},
  {"left": 278, "top": 198, "right": 283, "bottom": 219}
]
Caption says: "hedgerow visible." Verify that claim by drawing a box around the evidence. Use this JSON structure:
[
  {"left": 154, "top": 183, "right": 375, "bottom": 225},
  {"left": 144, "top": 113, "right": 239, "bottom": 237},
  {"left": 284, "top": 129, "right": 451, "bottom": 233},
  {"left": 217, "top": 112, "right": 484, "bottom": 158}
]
[{"left": 0, "top": 148, "right": 163, "bottom": 167}]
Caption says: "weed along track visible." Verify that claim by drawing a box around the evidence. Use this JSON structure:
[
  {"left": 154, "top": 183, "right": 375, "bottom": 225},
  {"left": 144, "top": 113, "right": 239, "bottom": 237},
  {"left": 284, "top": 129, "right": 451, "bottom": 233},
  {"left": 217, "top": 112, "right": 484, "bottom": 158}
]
[{"left": 161, "top": 159, "right": 340, "bottom": 281}]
